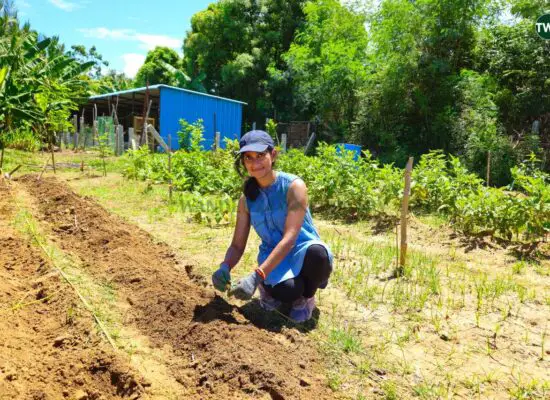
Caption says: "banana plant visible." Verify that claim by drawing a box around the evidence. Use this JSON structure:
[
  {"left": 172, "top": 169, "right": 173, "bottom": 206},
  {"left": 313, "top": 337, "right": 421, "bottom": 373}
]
[
  {"left": 0, "top": 7, "right": 94, "bottom": 169},
  {"left": 161, "top": 61, "right": 207, "bottom": 93},
  {"left": 0, "top": 11, "right": 50, "bottom": 168}
]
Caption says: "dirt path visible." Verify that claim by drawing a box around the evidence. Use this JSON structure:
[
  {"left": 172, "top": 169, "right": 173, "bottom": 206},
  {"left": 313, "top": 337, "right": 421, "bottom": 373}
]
[
  {"left": 0, "top": 179, "right": 145, "bottom": 400},
  {"left": 17, "top": 175, "right": 333, "bottom": 399}
]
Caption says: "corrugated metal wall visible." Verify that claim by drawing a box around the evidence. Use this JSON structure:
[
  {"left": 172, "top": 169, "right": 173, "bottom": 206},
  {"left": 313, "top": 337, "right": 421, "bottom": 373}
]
[{"left": 159, "top": 86, "right": 243, "bottom": 150}]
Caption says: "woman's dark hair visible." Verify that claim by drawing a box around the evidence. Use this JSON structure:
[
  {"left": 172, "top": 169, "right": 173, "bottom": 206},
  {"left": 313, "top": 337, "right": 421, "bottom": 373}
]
[{"left": 234, "top": 146, "right": 276, "bottom": 201}]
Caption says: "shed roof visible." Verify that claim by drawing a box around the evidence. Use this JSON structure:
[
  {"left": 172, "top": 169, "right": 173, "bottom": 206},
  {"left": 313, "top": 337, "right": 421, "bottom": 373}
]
[{"left": 89, "top": 84, "right": 247, "bottom": 105}]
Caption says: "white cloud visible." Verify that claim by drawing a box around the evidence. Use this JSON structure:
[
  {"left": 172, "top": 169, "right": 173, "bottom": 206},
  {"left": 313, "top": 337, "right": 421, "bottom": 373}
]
[
  {"left": 121, "top": 53, "right": 145, "bottom": 78},
  {"left": 79, "top": 27, "right": 181, "bottom": 50},
  {"left": 135, "top": 33, "right": 181, "bottom": 50},
  {"left": 79, "top": 27, "right": 134, "bottom": 40},
  {"left": 48, "top": 0, "right": 79, "bottom": 11}
]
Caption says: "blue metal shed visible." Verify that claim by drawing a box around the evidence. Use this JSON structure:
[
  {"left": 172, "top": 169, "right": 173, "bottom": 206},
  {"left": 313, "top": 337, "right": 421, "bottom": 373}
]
[{"left": 86, "top": 84, "right": 246, "bottom": 151}]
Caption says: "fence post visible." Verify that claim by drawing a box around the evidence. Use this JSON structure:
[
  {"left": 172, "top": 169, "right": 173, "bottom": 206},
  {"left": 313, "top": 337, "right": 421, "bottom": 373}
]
[
  {"left": 397, "top": 157, "right": 414, "bottom": 277},
  {"left": 72, "top": 114, "right": 78, "bottom": 142},
  {"left": 281, "top": 134, "right": 287, "bottom": 153},
  {"left": 92, "top": 120, "right": 98, "bottom": 147},
  {"left": 129, "top": 128, "right": 137, "bottom": 150},
  {"left": 304, "top": 132, "right": 316, "bottom": 154},
  {"left": 214, "top": 132, "right": 220, "bottom": 151},
  {"left": 77, "top": 116, "right": 84, "bottom": 151},
  {"left": 116, "top": 125, "right": 123, "bottom": 156}
]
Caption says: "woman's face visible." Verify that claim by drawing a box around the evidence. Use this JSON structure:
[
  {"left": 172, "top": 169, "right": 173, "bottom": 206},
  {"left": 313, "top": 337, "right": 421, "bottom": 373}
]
[{"left": 242, "top": 149, "right": 277, "bottom": 179}]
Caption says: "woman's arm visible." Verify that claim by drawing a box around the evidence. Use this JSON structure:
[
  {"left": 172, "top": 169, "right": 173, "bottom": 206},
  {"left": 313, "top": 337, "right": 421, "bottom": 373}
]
[
  {"left": 258, "top": 179, "right": 308, "bottom": 277},
  {"left": 221, "top": 195, "right": 251, "bottom": 269}
]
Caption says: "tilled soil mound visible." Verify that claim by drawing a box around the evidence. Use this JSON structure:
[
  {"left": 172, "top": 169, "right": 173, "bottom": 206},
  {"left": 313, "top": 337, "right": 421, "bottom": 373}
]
[
  {"left": 19, "top": 176, "right": 333, "bottom": 399},
  {"left": 0, "top": 179, "right": 145, "bottom": 400}
]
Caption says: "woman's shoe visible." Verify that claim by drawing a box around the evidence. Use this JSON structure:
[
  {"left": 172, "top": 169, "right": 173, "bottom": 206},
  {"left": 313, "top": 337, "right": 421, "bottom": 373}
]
[
  {"left": 289, "top": 296, "right": 316, "bottom": 322},
  {"left": 258, "top": 283, "right": 282, "bottom": 311}
]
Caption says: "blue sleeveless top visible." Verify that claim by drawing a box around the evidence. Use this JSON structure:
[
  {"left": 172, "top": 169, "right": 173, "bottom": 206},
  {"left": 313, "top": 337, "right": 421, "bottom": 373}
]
[{"left": 246, "top": 171, "right": 333, "bottom": 286}]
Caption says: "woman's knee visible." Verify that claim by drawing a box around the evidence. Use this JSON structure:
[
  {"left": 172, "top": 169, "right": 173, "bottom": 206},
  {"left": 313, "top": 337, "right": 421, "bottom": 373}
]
[{"left": 304, "top": 244, "right": 332, "bottom": 273}]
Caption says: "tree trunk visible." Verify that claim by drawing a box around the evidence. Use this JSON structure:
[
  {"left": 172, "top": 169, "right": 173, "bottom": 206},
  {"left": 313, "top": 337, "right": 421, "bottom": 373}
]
[{"left": 50, "top": 137, "right": 56, "bottom": 174}]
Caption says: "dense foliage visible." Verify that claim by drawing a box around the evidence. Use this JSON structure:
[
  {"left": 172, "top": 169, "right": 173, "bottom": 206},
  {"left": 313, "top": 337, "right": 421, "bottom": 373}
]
[
  {"left": 2, "top": 0, "right": 549, "bottom": 188},
  {"left": 178, "top": 0, "right": 549, "bottom": 183},
  {"left": 123, "top": 140, "right": 549, "bottom": 242},
  {"left": 0, "top": 2, "right": 95, "bottom": 167}
]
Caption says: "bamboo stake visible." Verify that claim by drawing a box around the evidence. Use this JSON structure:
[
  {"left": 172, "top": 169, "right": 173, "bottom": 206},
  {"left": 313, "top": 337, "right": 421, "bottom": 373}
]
[
  {"left": 37, "top": 158, "right": 49, "bottom": 181},
  {"left": 397, "top": 157, "right": 414, "bottom": 277},
  {"left": 50, "top": 139, "right": 56, "bottom": 174}
]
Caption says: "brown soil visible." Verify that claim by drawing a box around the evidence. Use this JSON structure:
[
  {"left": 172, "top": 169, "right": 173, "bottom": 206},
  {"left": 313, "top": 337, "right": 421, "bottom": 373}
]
[
  {"left": 0, "top": 179, "right": 146, "bottom": 400},
  {"left": 17, "top": 175, "right": 333, "bottom": 399}
]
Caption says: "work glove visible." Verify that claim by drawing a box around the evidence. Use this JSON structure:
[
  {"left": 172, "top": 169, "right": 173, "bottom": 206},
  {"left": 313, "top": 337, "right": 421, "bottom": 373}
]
[
  {"left": 230, "top": 271, "right": 262, "bottom": 300},
  {"left": 212, "top": 263, "right": 231, "bottom": 292}
]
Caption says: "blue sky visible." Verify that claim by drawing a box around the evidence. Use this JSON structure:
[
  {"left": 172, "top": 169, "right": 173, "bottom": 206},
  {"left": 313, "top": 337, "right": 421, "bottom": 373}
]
[{"left": 15, "top": 0, "right": 213, "bottom": 77}]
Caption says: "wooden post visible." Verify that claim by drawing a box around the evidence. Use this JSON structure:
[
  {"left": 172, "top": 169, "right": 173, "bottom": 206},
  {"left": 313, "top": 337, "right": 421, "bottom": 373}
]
[
  {"left": 486, "top": 151, "right": 491, "bottom": 187},
  {"left": 50, "top": 139, "right": 56, "bottom": 174},
  {"left": 93, "top": 104, "right": 98, "bottom": 147},
  {"left": 146, "top": 124, "right": 169, "bottom": 152},
  {"left": 281, "top": 133, "right": 287, "bottom": 153},
  {"left": 92, "top": 120, "right": 98, "bottom": 148},
  {"left": 142, "top": 100, "right": 152, "bottom": 147},
  {"left": 252, "top": 122, "right": 256, "bottom": 130},
  {"left": 129, "top": 128, "right": 137, "bottom": 150},
  {"left": 78, "top": 116, "right": 84, "bottom": 151},
  {"left": 114, "top": 125, "right": 119, "bottom": 156},
  {"left": 397, "top": 157, "right": 414, "bottom": 276},
  {"left": 213, "top": 112, "right": 217, "bottom": 136},
  {"left": 72, "top": 114, "right": 78, "bottom": 135},
  {"left": 37, "top": 158, "right": 49, "bottom": 181},
  {"left": 168, "top": 134, "right": 173, "bottom": 202},
  {"left": 304, "top": 132, "right": 316, "bottom": 154},
  {"left": 116, "top": 125, "right": 123, "bottom": 156},
  {"left": 214, "top": 132, "right": 220, "bottom": 151}
]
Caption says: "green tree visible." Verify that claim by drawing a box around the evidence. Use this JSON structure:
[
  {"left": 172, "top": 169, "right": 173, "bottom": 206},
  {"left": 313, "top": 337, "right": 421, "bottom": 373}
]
[
  {"left": 0, "top": 3, "right": 94, "bottom": 168},
  {"left": 0, "top": 4, "right": 49, "bottom": 168},
  {"left": 134, "top": 46, "right": 181, "bottom": 87},
  {"left": 35, "top": 80, "right": 77, "bottom": 172},
  {"left": 282, "top": 0, "right": 369, "bottom": 141},
  {"left": 183, "top": 0, "right": 306, "bottom": 123},
  {"left": 352, "top": 0, "right": 490, "bottom": 162},
  {"left": 68, "top": 44, "right": 108, "bottom": 79},
  {"left": 452, "top": 69, "right": 517, "bottom": 185},
  {"left": 475, "top": 19, "right": 550, "bottom": 136},
  {"left": 94, "top": 69, "right": 133, "bottom": 94}
]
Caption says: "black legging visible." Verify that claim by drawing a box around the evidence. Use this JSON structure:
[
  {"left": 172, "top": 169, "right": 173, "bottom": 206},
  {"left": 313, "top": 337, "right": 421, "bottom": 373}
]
[{"left": 263, "top": 244, "right": 332, "bottom": 303}]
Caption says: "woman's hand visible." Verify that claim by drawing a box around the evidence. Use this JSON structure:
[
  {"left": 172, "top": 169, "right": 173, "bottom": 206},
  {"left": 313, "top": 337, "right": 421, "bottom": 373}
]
[
  {"left": 230, "top": 271, "right": 262, "bottom": 300},
  {"left": 212, "top": 263, "right": 231, "bottom": 292}
]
